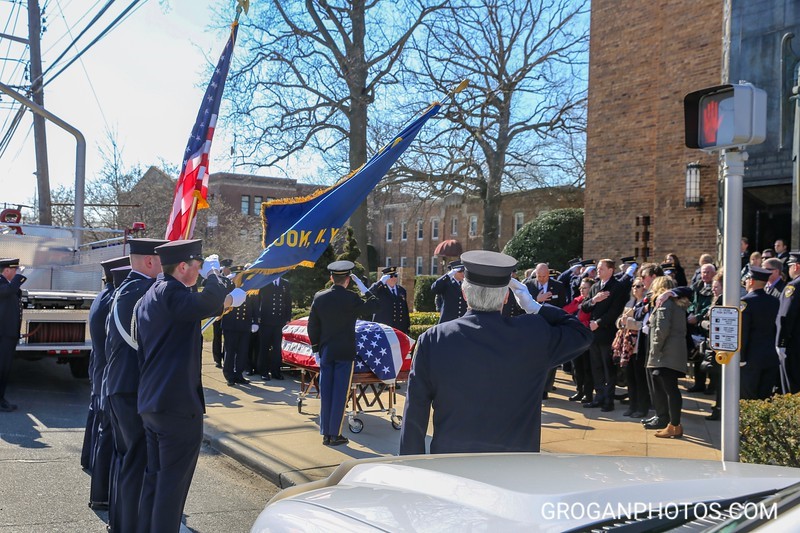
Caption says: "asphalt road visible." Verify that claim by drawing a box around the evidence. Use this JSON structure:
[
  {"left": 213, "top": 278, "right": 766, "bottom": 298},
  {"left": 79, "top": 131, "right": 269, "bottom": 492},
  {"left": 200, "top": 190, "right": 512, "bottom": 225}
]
[{"left": 0, "top": 357, "right": 278, "bottom": 532}]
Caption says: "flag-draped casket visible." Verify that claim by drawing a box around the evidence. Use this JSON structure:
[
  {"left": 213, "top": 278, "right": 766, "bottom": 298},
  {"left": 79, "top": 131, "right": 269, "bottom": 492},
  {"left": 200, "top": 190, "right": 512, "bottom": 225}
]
[{"left": 282, "top": 317, "right": 414, "bottom": 383}]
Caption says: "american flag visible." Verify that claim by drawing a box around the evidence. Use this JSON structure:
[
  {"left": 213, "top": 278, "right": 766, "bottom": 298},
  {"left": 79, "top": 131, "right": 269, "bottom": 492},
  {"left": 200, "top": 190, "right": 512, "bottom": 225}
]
[
  {"left": 165, "top": 24, "right": 239, "bottom": 240},
  {"left": 281, "top": 317, "right": 413, "bottom": 383}
]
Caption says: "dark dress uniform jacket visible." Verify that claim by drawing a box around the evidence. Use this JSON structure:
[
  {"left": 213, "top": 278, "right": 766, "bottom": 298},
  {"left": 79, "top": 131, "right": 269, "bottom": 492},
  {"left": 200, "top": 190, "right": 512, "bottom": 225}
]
[
  {"left": 368, "top": 281, "right": 411, "bottom": 333},
  {"left": 221, "top": 292, "right": 257, "bottom": 332},
  {"left": 766, "top": 278, "right": 786, "bottom": 299},
  {"left": 580, "top": 276, "right": 629, "bottom": 344},
  {"left": 0, "top": 273, "right": 25, "bottom": 337},
  {"left": 136, "top": 274, "right": 230, "bottom": 416},
  {"left": 307, "top": 285, "right": 379, "bottom": 360},
  {"left": 777, "top": 277, "right": 800, "bottom": 392},
  {"left": 88, "top": 282, "right": 114, "bottom": 397},
  {"left": 430, "top": 274, "right": 467, "bottom": 323},
  {"left": 524, "top": 278, "right": 569, "bottom": 308},
  {"left": 400, "top": 307, "right": 592, "bottom": 455},
  {"left": 105, "top": 272, "right": 155, "bottom": 395},
  {"left": 257, "top": 280, "right": 292, "bottom": 326},
  {"left": 741, "top": 288, "right": 779, "bottom": 369}
]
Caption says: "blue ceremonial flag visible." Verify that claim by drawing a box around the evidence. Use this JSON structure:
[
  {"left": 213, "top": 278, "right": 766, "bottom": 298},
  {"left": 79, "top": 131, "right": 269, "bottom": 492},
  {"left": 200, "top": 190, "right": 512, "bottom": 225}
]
[{"left": 237, "top": 102, "right": 441, "bottom": 291}]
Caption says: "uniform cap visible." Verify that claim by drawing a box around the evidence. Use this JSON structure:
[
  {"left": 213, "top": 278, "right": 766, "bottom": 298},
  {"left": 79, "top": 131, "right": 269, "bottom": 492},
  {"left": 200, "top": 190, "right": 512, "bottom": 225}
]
[
  {"left": 447, "top": 259, "right": 465, "bottom": 272},
  {"left": 128, "top": 238, "right": 168, "bottom": 256},
  {"left": 155, "top": 239, "right": 204, "bottom": 265},
  {"left": 748, "top": 266, "right": 771, "bottom": 282},
  {"left": 100, "top": 256, "right": 130, "bottom": 280},
  {"left": 580, "top": 259, "right": 596, "bottom": 267},
  {"left": 381, "top": 266, "right": 398, "bottom": 275},
  {"left": 460, "top": 250, "right": 518, "bottom": 288},
  {"left": 327, "top": 260, "right": 355, "bottom": 275},
  {"left": 0, "top": 257, "right": 20, "bottom": 269},
  {"left": 220, "top": 258, "right": 233, "bottom": 268},
  {"left": 620, "top": 256, "right": 636, "bottom": 264},
  {"left": 787, "top": 252, "right": 800, "bottom": 265},
  {"left": 549, "top": 269, "right": 561, "bottom": 278},
  {"left": 567, "top": 257, "right": 582, "bottom": 267},
  {"left": 110, "top": 265, "right": 131, "bottom": 288}
]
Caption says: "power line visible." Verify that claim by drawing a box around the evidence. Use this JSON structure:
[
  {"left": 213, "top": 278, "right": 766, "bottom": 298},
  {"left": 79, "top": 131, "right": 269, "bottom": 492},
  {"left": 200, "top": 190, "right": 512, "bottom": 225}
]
[{"left": 41, "top": 0, "right": 102, "bottom": 56}]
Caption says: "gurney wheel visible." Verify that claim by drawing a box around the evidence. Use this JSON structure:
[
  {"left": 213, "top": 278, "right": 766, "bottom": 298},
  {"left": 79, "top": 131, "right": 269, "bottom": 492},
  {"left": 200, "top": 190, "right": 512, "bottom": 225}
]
[
  {"left": 297, "top": 399, "right": 303, "bottom": 414},
  {"left": 349, "top": 418, "right": 364, "bottom": 434},
  {"left": 391, "top": 415, "right": 403, "bottom": 430}
]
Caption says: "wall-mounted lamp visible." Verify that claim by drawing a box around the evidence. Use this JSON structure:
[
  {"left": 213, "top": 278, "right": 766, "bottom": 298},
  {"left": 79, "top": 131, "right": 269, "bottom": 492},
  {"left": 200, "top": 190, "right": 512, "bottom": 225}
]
[{"left": 685, "top": 162, "right": 703, "bottom": 208}]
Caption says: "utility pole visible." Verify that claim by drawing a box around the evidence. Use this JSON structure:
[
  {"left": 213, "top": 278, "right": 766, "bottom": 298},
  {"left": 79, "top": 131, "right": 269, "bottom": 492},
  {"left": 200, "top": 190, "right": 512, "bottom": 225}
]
[{"left": 27, "top": 0, "right": 52, "bottom": 225}]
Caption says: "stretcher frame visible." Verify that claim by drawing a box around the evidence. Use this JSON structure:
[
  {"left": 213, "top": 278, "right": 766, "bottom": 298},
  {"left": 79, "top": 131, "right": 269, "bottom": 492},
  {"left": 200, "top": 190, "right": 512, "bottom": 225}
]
[{"left": 285, "top": 361, "right": 408, "bottom": 433}]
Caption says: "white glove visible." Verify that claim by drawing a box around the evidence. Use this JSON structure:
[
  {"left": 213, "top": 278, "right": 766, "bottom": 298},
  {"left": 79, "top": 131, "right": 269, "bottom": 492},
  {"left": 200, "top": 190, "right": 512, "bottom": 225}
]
[
  {"left": 509, "top": 278, "right": 541, "bottom": 314},
  {"left": 625, "top": 262, "right": 638, "bottom": 277},
  {"left": 17, "top": 265, "right": 25, "bottom": 274},
  {"left": 568, "top": 264, "right": 581, "bottom": 273},
  {"left": 350, "top": 273, "right": 369, "bottom": 295},
  {"left": 229, "top": 288, "right": 246, "bottom": 307},
  {"left": 447, "top": 269, "right": 457, "bottom": 278},
  {"left": 251, "top": 324, "right": 259, "bottom": 333},
  {"left": 777, "top": 347, "right": 787, "bottom": 364},
  {"left": 312, "top": 352, "right": 320, "bottom": 365},
  {"left": 200, "top": 254, "right": 221, "bottom": 278},
  {"left": 379, "top": 274, "right": 391, "bottom": 284},
  {"left": 739, "top": 361, "right": 747, "bottom": 367}
]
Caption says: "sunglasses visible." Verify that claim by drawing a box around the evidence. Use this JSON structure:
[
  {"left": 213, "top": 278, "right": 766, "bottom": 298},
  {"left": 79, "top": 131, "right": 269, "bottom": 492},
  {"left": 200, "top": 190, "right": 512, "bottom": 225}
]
[{"left": 633, "top": 284, "right": 644, "bottom": 288}]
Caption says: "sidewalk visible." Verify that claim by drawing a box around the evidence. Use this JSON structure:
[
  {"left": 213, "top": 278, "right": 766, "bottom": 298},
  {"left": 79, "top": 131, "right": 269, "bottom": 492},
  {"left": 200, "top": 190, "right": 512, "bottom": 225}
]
[{"left": 200, "top": 346, "right": 722, "bottom": 490}]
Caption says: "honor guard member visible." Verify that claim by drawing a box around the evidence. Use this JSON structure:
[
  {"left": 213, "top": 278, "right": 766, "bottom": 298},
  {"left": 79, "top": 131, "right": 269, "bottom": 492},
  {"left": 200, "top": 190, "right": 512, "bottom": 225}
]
[
  {"left": 369, "top": 266, "right": 411, "bottom": 334},
  {"left": 400, "top": 251, "right": 592, "bottom": 455},
  {"left": 739, "top": 266, "right": 780, "bottom": 400},
  {"left": 430, "top": 260, "right": 468, "bottom": 323},
  {"left": 776, "top": 252, "right": 800, "bottom": 393},
  {"left": 104, "top": 238, "right": 166, "bottom": 532},
  {"left": 307, "top": 261, "right": 379, "bottom": 446},
  {"left": 257, "top": 276, "right": 292, "bottom": 380},
  {"left": 210, "top": 259, "right": 235, "bottom": 368},
  {"left": 221, "top": 266, "right": 259, "bottom": 386},
  {"left": 558, "top": 257, "right": 584, "bottom": 299},
  {"left": 81, "top": 256, "right": 129, "bottom": 470},
  {"left": 136, "top": 239, "right": 246, "bottom": 533},
  {"left": 0, "top": 258, "right": 27, "bottom": 412}
]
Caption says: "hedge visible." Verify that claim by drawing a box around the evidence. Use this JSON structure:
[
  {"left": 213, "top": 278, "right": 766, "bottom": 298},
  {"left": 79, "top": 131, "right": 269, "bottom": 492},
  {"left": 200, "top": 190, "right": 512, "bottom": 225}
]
[
  {"left": 740, "top": 394, "right": 800, "bottom": 467},
  {"left": 410, "top": 312, "right": 439, "bottom": 325},
  {"left": 414, "top": 275, "right": 438, "bottom": 312}
]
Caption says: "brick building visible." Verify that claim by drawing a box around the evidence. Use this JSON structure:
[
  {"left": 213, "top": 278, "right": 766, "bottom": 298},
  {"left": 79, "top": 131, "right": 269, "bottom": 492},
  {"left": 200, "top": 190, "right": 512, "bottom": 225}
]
[
  {"left": 586, "top": 0, "right": 798, "bottom": 265},
  {"left": 207, "top": 172, "right": 323, "bottom": 220},
  {"left": 369, "top": 186, "right": 584, "bottom": 276}
]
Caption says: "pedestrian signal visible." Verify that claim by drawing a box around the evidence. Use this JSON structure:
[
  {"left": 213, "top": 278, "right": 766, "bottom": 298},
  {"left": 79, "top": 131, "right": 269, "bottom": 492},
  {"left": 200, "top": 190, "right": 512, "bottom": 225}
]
[{"left": 684, "top": 83, "right": 766, "bottom": 150}]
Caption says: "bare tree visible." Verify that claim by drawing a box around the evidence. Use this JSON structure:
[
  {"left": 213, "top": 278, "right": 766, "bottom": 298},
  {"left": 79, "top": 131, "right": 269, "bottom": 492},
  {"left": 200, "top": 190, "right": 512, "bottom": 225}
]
[
  {"left": 221, "top": 0, "right": 446, "bottom": 253},
  {"left": 392, "top": 0, "right": 589, "bottom": 251}
]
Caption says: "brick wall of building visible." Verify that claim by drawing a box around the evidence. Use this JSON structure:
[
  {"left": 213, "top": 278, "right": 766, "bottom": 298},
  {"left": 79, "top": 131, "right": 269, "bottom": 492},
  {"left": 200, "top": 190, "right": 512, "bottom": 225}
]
[{"left": 585, "top": 1, "right": 723, "bottom": 266}]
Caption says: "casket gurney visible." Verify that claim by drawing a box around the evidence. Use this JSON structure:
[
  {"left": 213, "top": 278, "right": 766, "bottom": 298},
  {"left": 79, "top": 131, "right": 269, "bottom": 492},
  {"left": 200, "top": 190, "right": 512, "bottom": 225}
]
[{"left": 282, "top": 317, "right": 414, "bottom": 433}]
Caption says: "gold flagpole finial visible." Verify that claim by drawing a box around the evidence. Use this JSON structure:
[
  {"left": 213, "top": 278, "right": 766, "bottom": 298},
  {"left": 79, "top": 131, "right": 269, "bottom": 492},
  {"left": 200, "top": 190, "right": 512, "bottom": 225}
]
[
  {"left": 235, "top": 0, "right": 250, "bottom": 20},
  {"left": 438, "top": 79, "right": 469, "bottom": 108}
]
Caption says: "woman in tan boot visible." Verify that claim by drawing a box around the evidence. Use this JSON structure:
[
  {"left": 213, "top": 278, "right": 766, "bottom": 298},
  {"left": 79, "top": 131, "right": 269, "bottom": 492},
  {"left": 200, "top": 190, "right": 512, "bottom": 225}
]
[{"left": 648, "top": 276, "right": 689, "bottom": 439}]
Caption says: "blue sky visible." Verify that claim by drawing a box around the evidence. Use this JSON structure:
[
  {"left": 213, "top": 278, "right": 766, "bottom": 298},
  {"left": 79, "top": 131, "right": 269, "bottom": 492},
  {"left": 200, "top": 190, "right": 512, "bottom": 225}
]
[{"left": 1, "top": 0, "right": 239, "bottom": 212}]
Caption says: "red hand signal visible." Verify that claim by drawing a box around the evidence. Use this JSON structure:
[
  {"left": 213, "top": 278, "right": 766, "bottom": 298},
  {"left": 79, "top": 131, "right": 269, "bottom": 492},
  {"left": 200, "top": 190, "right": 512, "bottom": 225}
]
[{"left": 702, "top": 99, "right": 721, "bottom": 145}]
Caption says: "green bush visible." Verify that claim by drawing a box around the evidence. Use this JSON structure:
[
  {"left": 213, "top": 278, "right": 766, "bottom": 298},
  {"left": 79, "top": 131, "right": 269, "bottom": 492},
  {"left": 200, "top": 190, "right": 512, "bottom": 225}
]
[
  {"left": 291, "top": 307, "right": 311, "bottom": 320},
  {"left": 414, "top": 275, "right": 438, "bottom": 312},
  {"left": 503, "top": 208, "right": 584, "bottom": 272},
  {"left": 740, "top": 394, "right": 800, "bottom": 467},
  {"left": 410, "top": 312, "right": 439, "bottom": 325},
  {"left": 409, "top": 323, "right": 436, "bottom": 339}
]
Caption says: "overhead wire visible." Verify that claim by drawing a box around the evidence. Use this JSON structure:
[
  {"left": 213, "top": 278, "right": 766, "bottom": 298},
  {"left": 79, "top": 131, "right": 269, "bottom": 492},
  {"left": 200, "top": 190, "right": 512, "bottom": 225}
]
[{"left": 41, "top": 0, "right": 103, "bottom": 56}]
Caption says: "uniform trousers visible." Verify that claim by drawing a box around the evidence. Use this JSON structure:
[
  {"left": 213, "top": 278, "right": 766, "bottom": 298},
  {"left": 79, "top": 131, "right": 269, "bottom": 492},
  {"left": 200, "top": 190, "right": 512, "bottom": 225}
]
[
  {"left": 319, "top": 351, "right": 353, "bottom": 437},
  {"left": 222, "top": 331, "right": 250, "bottom": 382},
  {"left": 740, "top": 365, "right": 778, "bottom": 400},
  {"left": 108, "top": 393, "right": 147, "bottom": 533},
  {"left": 786, "top": 352, "right": 800, "bottom": 394},
  {"left": 211, "top": 322, "right": 223, "bottom": 366},
  {"left": 90, "top": 403, "right": 115, "bottom": 505},
  {"left": 139, "top": 412, "right": 203, "bottom": 533},
  {"left": 589, "top": 340, "right": 615, "bottom": 406},
  {"left": 0, "top": 336, "right": 16, "bottom": 400},
  {"left": 81, "top": 395, "right": 100, "bottom": 471},
  {"left": 258, "top": 325, "right": 283, "bottom": 376},
  {"left": 572, "top": 351, "right": 593, "bottom": 400},
  {"left": 625, "top": 350, "right": 651, "bottom": 414}
]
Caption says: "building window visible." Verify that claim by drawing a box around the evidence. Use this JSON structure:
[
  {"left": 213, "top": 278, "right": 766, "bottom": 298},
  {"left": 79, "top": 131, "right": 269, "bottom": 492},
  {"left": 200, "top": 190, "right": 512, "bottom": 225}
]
[
  {"left": 416, "top": 219, "right": 424, "bottom": 240},
  {"left": 451, "top": 217, "right": 458, "bottom": 236},
  {"left": 241, "top": 195, "right": 250, "bottom": 215},
  {"left": 514, "top": 212, "right": 524, "bottom": 233},
  {"left": 400, "top": 257, "right": 408, "bottom": 267},
  {"left": 416, "top": 256, "right": 423, "bottom": 275},
  {"left": 401, "top": 221, "right": 408, "bottom": 241},
  {"left": 469, "top": 215, "right": 478, "bottom": 237},
  {"left": 431, "top": 218, "right": 440, "bottom": 240},
  {"left": 385, "top": 222, "right": 393, "bottom": 241},
  {"left": 253, "top": 196, "right": 263, "bottom": 216},
  {"left": 430, "top": 256, "right": 439, "bottom": 275},
  {"left": 386, "top": 257, "right": 392, "bottom": 267}
]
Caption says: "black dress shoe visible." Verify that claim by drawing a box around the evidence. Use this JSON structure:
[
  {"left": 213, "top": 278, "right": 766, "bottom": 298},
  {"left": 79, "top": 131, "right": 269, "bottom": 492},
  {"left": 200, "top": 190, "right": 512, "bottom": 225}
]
[
  {"left": 226, "top": 381, "right": 236, "bottom": 386},
  {"left": 215, "top": 362, "right": 222, "bottom": 369},
  {"left": 686, "top": 384, "right": 705, "bottom": 393},
  {"left": 644, "top": 418, "right": 669, "bottom": 430},
  {"left": 272, "top": 372, "right": 284, "bottom": 380},
  {"left": 568, "top": 393, "right": 584, "bottom": 402},
  {"left": 705, "top": 408, "right": 721, "bottom": 421},
  {"left": 630, "top": 411, "right": 647, "bottom": 418},
  {"left": 641, "top": 415, "right": 658, "bottom": 425},
  {"left": 261, "top": 374, "right": 271, "bottom": 381},
  {"left": 235, "top": 377, "right": 250, "bottom": 384},
  {"left": 583, "top": 401, "right": 602, "bottom": 408},
  {"left": 703, "top": 388, "right": 716, "bottom": 395},
  {"left": 542, "top": 392, "right": 549, "bottom": 400},
  {"left": 579, "top": 395, "right": 593, "bottom": 403},
  {"left": 328, "top": 435, "right": 349, "bottom": 446},
  {"left": 322, "top": 435, "right": 331, "bottom": 445},
  {"left": 244, "top": 370, "right": 256, "bottom": 377},
  {"left": 0, "top": 399, "right": 18, "bottom": 412},
  {"left": 600, "top": 403, "right": 615, "bottom": 413},
  {"left": 622, "top": 408, "right": 635, "bottom": 417},
  {"left": 88, "top": 501, "right": 109, "bottom": 511}
]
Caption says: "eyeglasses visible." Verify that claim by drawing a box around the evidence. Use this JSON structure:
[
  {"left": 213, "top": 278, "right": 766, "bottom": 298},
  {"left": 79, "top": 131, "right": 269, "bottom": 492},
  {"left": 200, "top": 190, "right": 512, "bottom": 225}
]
[{"left": 633, "top": 284, "right": 644, "bottom": 288}]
